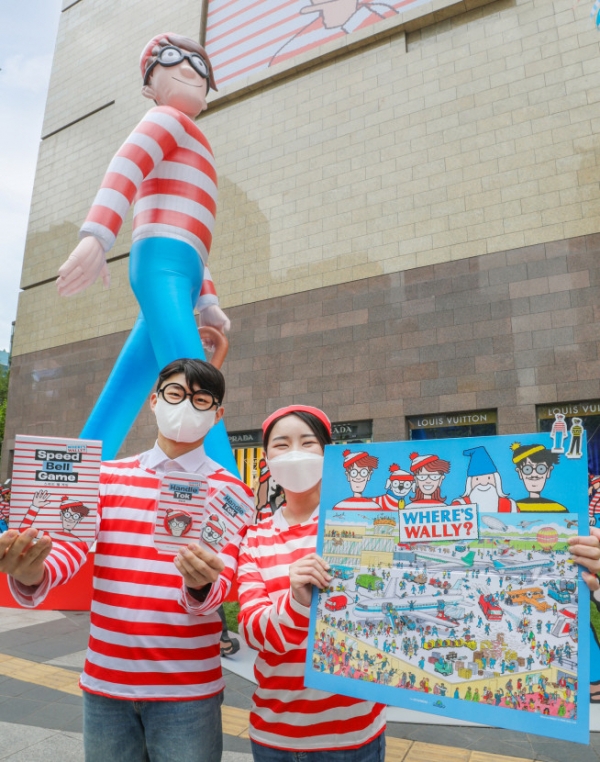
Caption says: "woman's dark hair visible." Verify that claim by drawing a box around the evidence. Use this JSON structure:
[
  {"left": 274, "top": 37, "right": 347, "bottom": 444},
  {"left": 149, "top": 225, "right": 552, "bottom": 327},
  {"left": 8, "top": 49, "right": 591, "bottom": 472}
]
[
  {"left": 156, "top": 358, "right": 225, "bottom": 404},
  {"left": 263, "top": 411, "right": 333, "bottom": 450}
]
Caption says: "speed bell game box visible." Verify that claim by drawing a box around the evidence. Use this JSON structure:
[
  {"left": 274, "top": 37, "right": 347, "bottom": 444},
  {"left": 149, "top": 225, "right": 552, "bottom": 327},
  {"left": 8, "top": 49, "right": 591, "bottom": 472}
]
[{"left": 9, "top": 435, "right": 101, "bottom": 546}]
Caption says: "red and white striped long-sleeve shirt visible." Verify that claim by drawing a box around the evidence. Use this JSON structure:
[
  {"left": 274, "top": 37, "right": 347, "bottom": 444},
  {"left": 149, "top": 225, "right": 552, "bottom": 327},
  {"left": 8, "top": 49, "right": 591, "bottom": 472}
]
[
  {"left": 80, "top": 105, "right": 218, "bottom": 309},
  {"left": 237, "top": 511, "right": 385, "bottom": 752},
  {"left": 10, "top": 450, "right": 254, "bottom": 701}
]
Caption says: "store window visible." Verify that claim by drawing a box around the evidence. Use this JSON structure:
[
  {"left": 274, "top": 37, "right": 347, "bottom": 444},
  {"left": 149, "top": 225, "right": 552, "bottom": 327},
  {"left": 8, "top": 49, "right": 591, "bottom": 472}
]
[{"left": 407, "top": 410, "right": 497, "bottom": 441}]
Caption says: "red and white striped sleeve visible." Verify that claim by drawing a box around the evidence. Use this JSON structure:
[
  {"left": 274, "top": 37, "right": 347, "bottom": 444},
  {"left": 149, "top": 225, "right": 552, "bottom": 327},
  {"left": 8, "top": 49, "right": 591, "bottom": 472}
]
[
  {"left": 196, "top": 265, "right": 219, "bottom": 310},
  {"left": 9, "top": 535, "right": 91, "bottom": 608},
  {"left": 79, "top": 106, "right": 190, "bottom": 252},
  {"left": 237, "top": 536, "right": 310, "bottom": 654}
]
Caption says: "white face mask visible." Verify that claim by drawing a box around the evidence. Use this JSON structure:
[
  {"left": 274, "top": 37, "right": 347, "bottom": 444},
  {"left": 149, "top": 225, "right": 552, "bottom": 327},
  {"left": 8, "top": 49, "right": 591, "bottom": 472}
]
[
  {"left": 154, "top": 397, "right": 216, "bottom": 443},
  {"left": 267, "top": 451, "right": 324, "bottom": 493}
]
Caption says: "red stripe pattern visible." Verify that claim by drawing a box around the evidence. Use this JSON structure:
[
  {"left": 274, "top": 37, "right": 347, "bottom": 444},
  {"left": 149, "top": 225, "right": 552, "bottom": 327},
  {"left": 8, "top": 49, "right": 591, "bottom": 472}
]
[
  {"left": 80, "top": 106, "right": 219, "bottom": 309},
  {"left": 10, "top": 456, "right": 254, "bottom": 701},
  {"left": 238, "top": 513, "right": 385, "bottom": 751}
]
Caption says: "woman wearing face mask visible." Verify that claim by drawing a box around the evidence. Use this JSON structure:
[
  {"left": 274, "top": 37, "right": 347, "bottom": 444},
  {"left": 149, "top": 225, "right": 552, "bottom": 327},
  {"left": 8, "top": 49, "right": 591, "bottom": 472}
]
[{"left": 237, "top": 405, "right": 386, "bottom": 762}]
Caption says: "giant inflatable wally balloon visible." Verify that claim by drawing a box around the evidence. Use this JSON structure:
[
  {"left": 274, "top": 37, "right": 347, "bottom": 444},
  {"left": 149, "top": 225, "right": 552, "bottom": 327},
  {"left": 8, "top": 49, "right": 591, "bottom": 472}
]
[{"left": 56, "top": 33, "right": 237, "bottom": 472}]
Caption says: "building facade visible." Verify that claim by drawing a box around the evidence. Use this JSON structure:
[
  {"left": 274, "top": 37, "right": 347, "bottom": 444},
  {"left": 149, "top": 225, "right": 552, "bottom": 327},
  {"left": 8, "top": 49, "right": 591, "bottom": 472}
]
[{"left": 3, "top": 0, "right": 600, "bottom": 488}]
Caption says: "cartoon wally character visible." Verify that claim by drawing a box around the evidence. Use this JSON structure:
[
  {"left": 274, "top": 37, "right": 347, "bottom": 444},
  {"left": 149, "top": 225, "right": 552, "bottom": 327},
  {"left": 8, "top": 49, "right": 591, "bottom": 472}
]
[
  {"left": 510, "top": 443, "right": 567, "bottom": 512},
  {"left": 452, "top": 447, "right": 515, "bottom": 514},
  {"left": 334, "top": 449, "right": 380, "bottom": 509},
  {"left": 56, "top": 33, "right": 236, "bottom": 473},
  {"left": 374, "top": 464, "right": 414, "bottom": 511},
  {"left": 164, "top": 509, "right": 193, "bottom": 538},
  {"left": 408, "top": 452, "right": 450, "bottom": 507},
  {"left": 201, "top": 513, "right": 226, "bottom": 546},
  {"left": 59, "top": 497, "right": 91, "bottom": 534}
]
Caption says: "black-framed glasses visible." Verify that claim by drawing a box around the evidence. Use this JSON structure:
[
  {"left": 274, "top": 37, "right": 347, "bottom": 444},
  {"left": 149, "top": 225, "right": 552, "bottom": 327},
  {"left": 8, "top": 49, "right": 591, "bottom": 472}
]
[
  {"left": 158, "top": 383, "right": 219, "bottom": 411},
  {"left": 519, "top": 463, "right": 549, "bottom": 476},
  {"left": 144, "top": 45, "right": 210, "bottom": 86}
]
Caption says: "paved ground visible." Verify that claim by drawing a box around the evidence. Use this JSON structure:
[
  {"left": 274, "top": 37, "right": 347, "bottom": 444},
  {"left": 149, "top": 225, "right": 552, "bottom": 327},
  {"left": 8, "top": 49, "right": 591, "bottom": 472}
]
[{"left": 0, "top": 607, "right": 599, "bottom": 762}]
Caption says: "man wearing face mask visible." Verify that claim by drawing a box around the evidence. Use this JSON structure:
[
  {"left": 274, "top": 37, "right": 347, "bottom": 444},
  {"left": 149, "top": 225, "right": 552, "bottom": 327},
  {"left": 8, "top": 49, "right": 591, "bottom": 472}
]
[{"left": 0, "top": 358, "right": 254, "bottom": 762}]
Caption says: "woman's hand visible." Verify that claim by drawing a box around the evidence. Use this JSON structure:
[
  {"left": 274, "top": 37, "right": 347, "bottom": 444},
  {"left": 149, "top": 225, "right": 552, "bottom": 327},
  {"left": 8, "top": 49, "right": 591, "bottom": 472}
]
[
  {"left": 289, "top": 553, "right": 332, "bottom": 607},
  {"left": 568, "top": 527, "right": 600, "bottom": 593}
]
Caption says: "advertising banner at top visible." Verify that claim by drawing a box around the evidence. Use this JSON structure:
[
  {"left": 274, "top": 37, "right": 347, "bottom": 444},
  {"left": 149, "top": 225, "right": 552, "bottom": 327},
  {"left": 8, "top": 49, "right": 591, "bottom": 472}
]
[{"left": 305, "top": 432, "right": 590, "bottom": 744}]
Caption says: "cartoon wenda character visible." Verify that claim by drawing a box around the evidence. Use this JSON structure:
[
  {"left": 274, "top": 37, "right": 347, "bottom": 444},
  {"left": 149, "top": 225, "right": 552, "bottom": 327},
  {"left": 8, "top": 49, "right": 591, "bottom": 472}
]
[
  {"left": 374, "top": 464, "right": 414, "bottom": 511},
  {"left": 452, "top": 446, "right": 515, "bottom": 513},
  {"left": 408, "top": 452, "right": 450, "bottom": 507},
  {"left": 334, "top": 449, "right": 380, "bottom": 509},
  {"left": 270, "top": 0, "right": 398, "bottom": 67},
  {"left": 164, "top": 509, "right": 193, "bottom": 538},
  {"left": 56, "top": 33, "right": 235, "bottom": 471},
  {"left": 510, "top": 443, "right": 567, "bottom": 512}
]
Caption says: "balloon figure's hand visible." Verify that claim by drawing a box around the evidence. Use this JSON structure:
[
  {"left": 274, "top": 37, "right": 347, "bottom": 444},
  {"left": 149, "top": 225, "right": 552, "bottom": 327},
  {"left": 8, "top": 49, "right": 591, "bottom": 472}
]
[
  {"left": 199, "top": 305, "right": 231, "bottom": 335},
  {"left": 57, "top": 237, "right": 110, "bottom": 296}
]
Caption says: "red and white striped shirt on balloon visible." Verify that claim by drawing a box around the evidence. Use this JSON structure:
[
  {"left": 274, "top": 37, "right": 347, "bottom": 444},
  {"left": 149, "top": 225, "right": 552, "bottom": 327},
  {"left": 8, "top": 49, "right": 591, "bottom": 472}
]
[
  {"left": 10, "top": 449, "right": 254, "bottom": 701},
  {"left": 237, "top": 511, "right": 385, "bottom": 752},
  {"left": 80, "top": 105, "right": 219, "bottom": 309}
]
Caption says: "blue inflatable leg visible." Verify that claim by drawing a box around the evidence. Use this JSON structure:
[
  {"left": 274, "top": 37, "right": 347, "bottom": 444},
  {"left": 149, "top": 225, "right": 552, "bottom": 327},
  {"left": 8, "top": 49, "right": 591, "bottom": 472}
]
[{"left": 80, "top": 238, "right": 238, "bottom": 475}]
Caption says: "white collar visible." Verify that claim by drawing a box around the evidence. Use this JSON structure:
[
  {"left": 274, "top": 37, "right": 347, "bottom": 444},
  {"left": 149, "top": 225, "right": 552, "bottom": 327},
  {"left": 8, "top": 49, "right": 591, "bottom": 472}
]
[
  {"left": 272, "top": 505, "right": 319, "bottom": 530},
  {"left": 139, "top": 440, "right": 209, "bottom": 476}
]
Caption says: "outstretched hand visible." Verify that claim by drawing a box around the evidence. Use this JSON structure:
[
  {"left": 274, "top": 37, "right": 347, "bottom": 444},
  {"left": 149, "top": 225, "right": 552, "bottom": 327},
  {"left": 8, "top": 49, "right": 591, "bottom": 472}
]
[
  {"left": 199, "top": 305, "right": 231, "bottom": 335},
  {"left": 0, "top": 529, "right": 51, "bottom": 587},
  {"left": 568, "top": 527, "right": 600, "bottom": 593},
  {"left": 57, "top": 237, "right": 110, "bottom": 296}
]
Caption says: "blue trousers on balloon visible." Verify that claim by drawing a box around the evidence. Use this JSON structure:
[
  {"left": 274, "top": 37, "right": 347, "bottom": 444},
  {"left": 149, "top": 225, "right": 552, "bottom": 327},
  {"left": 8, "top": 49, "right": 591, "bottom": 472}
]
[{"left": 80, "top": 237, "right": 237, "bottom": 474}]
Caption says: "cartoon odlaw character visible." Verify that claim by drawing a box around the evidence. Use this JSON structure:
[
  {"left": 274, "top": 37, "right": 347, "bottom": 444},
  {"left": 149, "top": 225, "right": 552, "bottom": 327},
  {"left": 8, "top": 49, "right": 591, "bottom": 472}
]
[
  {"left": 566, "top": 417, "right": 584, "bottom": 459},
  {"left": 510, "top": 443, "right": 568, "bottom": 512},
  {"left": 270, "top": 0, "right": 398, "bottom": 68},
  {"left": 374, "top": 464, "right": 414, "bottom": 511},
  {"left": 164, "top": 509, "right": 193, "bottom": 538},
  {"left": 407, "top": 452, "right": 450, "bottom": 507},
  {"left": 452, "top": 446, "right": 515, "bottom": 514},
  {"left": 56, "top": 33, "right": 235, "bottom": 472},
  {"left": 334, "top": 449, "right": 380, "bottom": 509}
]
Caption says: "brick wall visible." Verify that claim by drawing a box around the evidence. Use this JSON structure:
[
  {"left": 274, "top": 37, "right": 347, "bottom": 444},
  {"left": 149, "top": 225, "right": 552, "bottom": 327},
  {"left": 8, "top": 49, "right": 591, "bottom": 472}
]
[
  {"left": 3, "top": 234, "right": 599, "bottom": 479},
  {"left": 12, "top": 0, "right": 600, "bottom": 359}
]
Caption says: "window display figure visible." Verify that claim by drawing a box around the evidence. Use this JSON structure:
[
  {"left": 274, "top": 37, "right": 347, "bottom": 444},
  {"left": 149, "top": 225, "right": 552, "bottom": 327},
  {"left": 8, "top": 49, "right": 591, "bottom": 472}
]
[{"left": 56, "top": 33, "right": 236, "bottom": 473}]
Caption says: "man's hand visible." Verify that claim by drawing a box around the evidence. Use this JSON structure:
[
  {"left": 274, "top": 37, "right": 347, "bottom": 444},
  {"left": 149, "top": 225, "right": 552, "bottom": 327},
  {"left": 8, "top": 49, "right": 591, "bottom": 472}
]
[
  {"left": 199, "top": 305, "right": 231, "bottom": 335},
  {"left": 568, "top": 527, "right": 600, "bottom": 592},
  {"left": 174, "top": 542, "right": 225, "bottom": 590},
  {"left": 289, "top": 553, "right": 332, "bottom": 608},
  {"left": 57, "top": 237, "right": 110, "bottom": 296},
  {"left": 0, "top": 529, "right": 52, "bottom": 587}
]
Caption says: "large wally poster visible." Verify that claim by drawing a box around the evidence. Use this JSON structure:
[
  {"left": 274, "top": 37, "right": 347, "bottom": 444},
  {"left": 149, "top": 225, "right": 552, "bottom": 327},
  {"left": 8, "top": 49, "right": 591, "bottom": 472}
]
[{"left": 305, "top": 432, "right": 590, "bottom": 744}]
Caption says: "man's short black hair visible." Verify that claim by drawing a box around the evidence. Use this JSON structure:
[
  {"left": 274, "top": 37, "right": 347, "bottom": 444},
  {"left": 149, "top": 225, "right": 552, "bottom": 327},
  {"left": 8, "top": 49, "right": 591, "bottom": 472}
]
[{"left": 156, "top": 359, "right": 225, "bottom": 404}]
